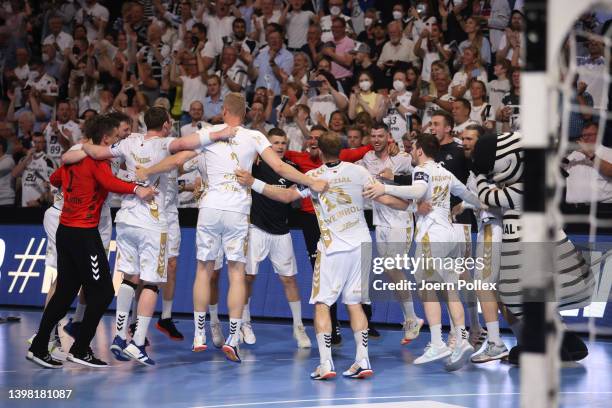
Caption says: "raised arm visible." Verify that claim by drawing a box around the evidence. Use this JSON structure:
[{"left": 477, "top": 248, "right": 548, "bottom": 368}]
[{"left": 168, "top": 126, "right": 238, "bottom": 153}]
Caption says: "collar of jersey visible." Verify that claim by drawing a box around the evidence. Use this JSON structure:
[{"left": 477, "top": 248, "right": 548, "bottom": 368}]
[{"left": 324, "top": 160, "right": 342, "bottom": 168}]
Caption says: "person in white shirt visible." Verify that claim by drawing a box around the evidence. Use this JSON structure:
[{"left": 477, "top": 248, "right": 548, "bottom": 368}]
[
  {"left": 577, "top": 36, "right": 607, "bottom": 111},
  {"left": 495, "top": 10, "right": 524, "bottom": 68},
  {"left": 170, "top": 52, "right": 207, "bottom": 125},
  {"left": 215, "top": 45, "right": 249, "bottom": 97},
  {"left": 11, "top": 133, "right": 55, "bottom": 207},
  {"left": 42, "top": 15, "right": 73, "bottom": 53},
  {"left": 0, "top": 138, "right": 15, "bottom": 206},
  {"left": 487, "top": 59, "right": 511, "bottom": 122},
  {"left": 249, "top": 0, "right": 281, "bottom": 45},
  {"left": 238, "top": 130, "right": 408, "bottom": 379},
  {"left": 198, "top": 0, "right": 236, "bottom": 60},
  {"left": 43, "top": 100, "right": 81, "bottom": 166},
  {"left": 75, "top": 0, "right": 109, "bottom": 42},
  {"left": 383, "top": 70, "right": 419, "bottom": 147},
  {"left": 468, "top": 81, "right": 495, "bottom": 129},
  {"left": 452, "top": 98, "right": 479, "bottom": 136},
  {"left": 280, "top": 0, "right": 316, "bottom": 50},
  {"left": 180, "top": 101, "right": 211, "bottom": 137},
  {"left": 356, "top": 123, "right": 424, "bottom": 345},
  {"left": 364, "top": 133, "right": 485, "bottom": 371},
  {"left": 450, "top": 45, "right": 488, "bottom": 101},
  {"left": 377, "top": 21, "right": 418, "bottom": 69},
  {"left": 319, "top": 0, "right": 353, "bottom": 43},
  {"left": 82, "top": 107, "right": 237, "bottom": 366},
  {"left": 564, "top": 122, "right": 612, "bottom": 204}
]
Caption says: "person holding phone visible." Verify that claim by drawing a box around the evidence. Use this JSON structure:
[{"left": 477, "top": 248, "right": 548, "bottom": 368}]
[
  {"left": 450, "top": 45, "right": 488, "bottom": 100},
  {"left": 302, "top": 70, "right": 348, "bottom": 127}
]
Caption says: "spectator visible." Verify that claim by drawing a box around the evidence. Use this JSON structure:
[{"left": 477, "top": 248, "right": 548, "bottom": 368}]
[
  {"left": 199, "top": 0, "right": 238, "bottom": 67},
  {"left": 488, "top": 0, "right": 512, "bottom": 54},
  {"left": 487, "top": 58, "right": 511, "bottom": 120},
  {"left": 419, "top": 61, "right": 454, "bottom": 127},
  {"left": 496, "top": 10, "right": 524, "bottom": 68},
  {"left": 347, "top": 126, "right": 364, "bottom": 148},
  {"left": 378, "top": 20, "right": 418, "bottom": 77},
  {"left": 368, "top": 20, "right": 387, "bottom": 62},
  {"left": 43, "top": 99, "right": 81, "bottom": 166},
  {"left": 75, "top": 0, "right": 109, "bottom": 42},
  {"left": 568, "top": 76, "right": 594, "bottom": 140},
  {"left": 350, "top": 42, "right": 385, "bottom": 92},
  {"left": 250, "top": 0, "right": 281, "bottom": 45},
  {"left": 355, "top": 111, "right": 374, "bottom": 146},
  {"left": 300, "top": 24, "right": 323, "bottom": 67},
  {"left": 451, "top": 98, "right": 479, "bottom": 135},
  {"left": 564, "top": 122, "right": 612, "bottom": 204},
  {"left": 320, "top": 0, "right": 353, "bottom": 43},
  {"left": 328, "top": 110, "right": 349, "bottom": 145},
  {"left": 577, "top": 35, "right": 606, "bottom": 112},
  {"left": 281, "top": 0, "right": 316, "bottom": 51},
  {"left": 180, "top": 101, "right": 210, "bottom": 137},
  {"left": 231, "top": 17, "right": 257, "bottom": 56},
  {"left": 287, "top": 51, "right": 311, "bottom": 86},
  {"left": 0, "top": 137, "right": 15, "bottom": 206},
  {"left": 469, "top": 80, "right": 495, "bottom": 129},
  {"left": 304, "top": 69, "right": 348, "bottom": 126},
  {"left": 137, "top": 23, "right": 172, "bottom": 101},
  {"left": 450, "top": 45, "right": 488, "bottom": 100},
  {"left": 216, "top": 45, "right": 249, "bottom": 97},
  {"left": 171, "top": 50, "right": 207, "bottom": 125},
  {"left": 41, "top": 43, "right": 63, "bottom": 82},
  {"left": 458, "top": 16, "right": 492, "bottom": 68},
  {"left": 282, "top": 103, "right": 310, "bottom": 152},
  {"left": 356, "top": 8, "right": 378, "bottom": 44},
  {"left": 414, "top": 21, "right": 451, "bottom": 84},
  {"left": 383, "top": 69, "right": 419, "bottom": 147},
  {"left": 11, "top": 132, "right": 54, "bottom": 207},
  {"left": 324, "top": 17, "right": 354, "bottom": 93},
  {"left": 42, "top": 14, "right": 74, "bottom": 54},
  {"left": 348, "top": 71, "right": 384, "bottom": 122},
  {"left": 497, "top": 68, "right": 521, "bottom": 132},
  {"left": 246, "top": 99, "right": 273, "bottom": 134},
  {"left": 249, "top": 27, "right": 293, "bottom": 97},
  {"left": 128, "top": 2, "right": 151, "bottom": 47},
  {"left": 203, "top": 74, "right": 224, "bottom": 124}
]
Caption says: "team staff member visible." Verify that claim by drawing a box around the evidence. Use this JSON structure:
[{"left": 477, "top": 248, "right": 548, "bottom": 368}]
[{"left": 27, "top": 116, "right": 155, "bottom": 369}]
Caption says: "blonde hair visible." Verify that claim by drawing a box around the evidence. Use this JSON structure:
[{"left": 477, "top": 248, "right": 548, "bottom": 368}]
[{"left": 224, "top": 92, "right": 246, "bottom": 119}]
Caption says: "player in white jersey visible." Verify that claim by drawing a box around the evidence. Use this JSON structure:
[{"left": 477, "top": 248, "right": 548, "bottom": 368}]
[
  {"left": 43, "top": 100, "right": 81, "bottom": 166},
  {"left": 81, "top": 107, "right": 236, "bottom": 366},
  {"left": 455, "top": 125, "right": 509, "bottom": 363},
  {"left": 365, "top": 133, "right": 485, "bottom": 371},
  {"left": 357, "top": 123, "right": 424, "bottom": 345},
  {"left": 238, "top": 131, "right": 409, "bottom": 379}
]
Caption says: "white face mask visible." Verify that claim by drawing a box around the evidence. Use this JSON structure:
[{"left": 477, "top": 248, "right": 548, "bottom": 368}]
[
  {"left": 359, "top": 80, "right": 372, "bottom": 92},
  {"left": 392, "top": 11, "right": 403, "bottom": 20},
  {"left": 393, "top": 80, "right": 405, "bottom": 92},
  {"left": 364, "top": 17, "right": 373, "bottom": 27},
  {"left": 330, "top": 6, "right": 341, "bottom": 16}
]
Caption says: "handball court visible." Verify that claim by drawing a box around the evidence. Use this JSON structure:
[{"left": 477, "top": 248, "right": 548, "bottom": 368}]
[{"left": 1, "top": 310, "right": 611, "bottom": 408}]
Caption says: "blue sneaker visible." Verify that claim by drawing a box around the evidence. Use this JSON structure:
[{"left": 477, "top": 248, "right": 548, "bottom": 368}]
[
  {"left": 63, "top": 318, "right": 81, "bottom": 340},
  {"left": 110, "top": 336, "right": 130, "bottom": 361},
  {"left": 123, "top": 341, "right": 155, "bottom": 366}
]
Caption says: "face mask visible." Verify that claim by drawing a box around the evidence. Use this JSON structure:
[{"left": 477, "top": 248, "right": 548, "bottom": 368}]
[
  {"left": 364, "top": 17, "right": 373, "bottom": 27},
  {"left": 359, "top": 80, "right": 371, "bottom": 92},
  {"left": 393, "top": 80, "right": 405, "bottom": 92},
  {"left": 42, "top": 53, "right": 50, "bottom": 63},
  {"left": 330, "top": 6, "right": 341, "bottom": 16},
  {"left": 392, "top": 11, "right": 403, "bottom": 20}
]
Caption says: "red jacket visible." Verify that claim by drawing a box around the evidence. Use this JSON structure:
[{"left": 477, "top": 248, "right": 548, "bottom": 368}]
[
  {"left": 50, "top": 157, "right": 137, "bottom": 228},
  {"left": 284, "top": 145, "right": 373, "bottom": 213}
]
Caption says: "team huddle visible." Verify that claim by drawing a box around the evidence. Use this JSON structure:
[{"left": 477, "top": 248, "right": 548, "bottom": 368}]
[{"left": 25, "top": 92, "right": 591, "bottom": 379}]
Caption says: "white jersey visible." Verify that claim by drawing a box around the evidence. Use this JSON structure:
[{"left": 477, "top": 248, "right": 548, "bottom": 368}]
[
  {"left": 44, "top": 121, "right": 81, "bottom": 166},
  {"left": 383, "top": 92, "right": 415, "bottom": 147},
  {"left": 300, "top": 162, "right": 374, "bottom": 254},
  {"left": 165, "top": 168, "right": 179, "bottom": 211},
  {"left": 20, "top": 152, "right": 55, "bottom": 207},
  {"left": 357, "top": 151, "right": 413, "bottom": 228},
  {"left": 109, "top": 133, "right": 176, "bottom": 232},
  {"left": 197, "top": 125, "right": 271, "bottom": 215},
  {"left": 177, "top": 170, "right": 199, "bottom": 208},
  {"left": 412, "top": 160, "right": 472, "bottom": 240}
]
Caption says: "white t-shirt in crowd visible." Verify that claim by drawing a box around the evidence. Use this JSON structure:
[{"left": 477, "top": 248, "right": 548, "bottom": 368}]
[
  {"left": 286, "top": 10, "right": 315, "bottom": 49},
  {"left": 180, "top": 75, "right": 207, "bottom": 111},
  {"left": 0, "top": 154, "right": 15, "bottom": 205},
  {"left": 75, "top": 2, "right": 110, "bottom": 42},
  {"left": 44, "top": 120, "right": 81, "bottom": 166},
  {"left": 20, "top": 152, "right": 55, "bottom": 207},
  {"left": 565, "top": 150, "right": 612, "bottom": 204},
  {"left": 181, "top": 121, "right": 211, "bottom": 137}
]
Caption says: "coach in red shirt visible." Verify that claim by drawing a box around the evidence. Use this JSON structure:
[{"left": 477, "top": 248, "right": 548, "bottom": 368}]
[{"left": 28, "top": 115, "right": 155, "bottom": 369}]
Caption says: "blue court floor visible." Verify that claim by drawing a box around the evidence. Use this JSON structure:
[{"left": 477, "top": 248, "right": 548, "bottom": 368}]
[{"left": 1, "top": 310, "right": 611, "bottom": 408}]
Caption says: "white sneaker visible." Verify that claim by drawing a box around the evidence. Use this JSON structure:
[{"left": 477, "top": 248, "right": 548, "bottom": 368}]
[
  {"left": 414, "top": 342, "right": 452, "bottom": 364},
  {"left": 471, "top": 340, "right": 509, "bottom": 363},
  {"left": 447, "top": 333, "right": 457, "bottom": 351},
  {"left": 310, "top": 359, "right": 336, "bottom": 380},
  {"left": 210, "top": 322, "right": 224, "bottom": 348},
  {"left": 401, "top": 318, "right": 424, "bottom": 345},
  {"left": 192, "top": 334, "right": 207, "bottom": 352},
  {"left": 241, "top": 321, "right": 256, "bottom": 345},
  {"left": 293, "top": 325, "right": 311, "bottom": 348},
  {"left": 342, "top": 358, "right": 373, "bottom": 379},
  {"left": 445, "top": 339, "right": 475, "bottom": 371}
]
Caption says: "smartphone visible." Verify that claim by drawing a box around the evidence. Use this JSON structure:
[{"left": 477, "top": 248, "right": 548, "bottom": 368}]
[
  {"left": 308, "top": 80, "right": 323, "bottom": 88},
  {"left": 405, "top": 112, "right": 413, "bottom": 133}
]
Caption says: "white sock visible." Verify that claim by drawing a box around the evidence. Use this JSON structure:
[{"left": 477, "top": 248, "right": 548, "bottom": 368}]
[
  {"left": 510, "top": 320, "right": 522, "bottom": 343},
  {"left": 430, "top": 324, "right": 443, "bottom": 346},
  {"left": 289, "top": 301, "right": 303, "bottom": 326},
  {"left": 73, "top": 302, "right": 86, "bottom": 322},
  {"left": 133, "top": 316, "right": 151, "bottom": 346},
  {"left": 242, "top": 300, "right": 251, "bottom": 323},
  {"left": 227, "top": 318, "right": 242, "bottom": 346},
  {"left": 316, "top": 332, "right": 333, "bottom": 364},
  {"left": 354, "top": 329, "right": 369, "bottom": 362},
  {"left": 449, "top": 317, "right": 455, "bottom": 333},
  {"left": 130, "top": 297, "right": 138, "bottom": 325},
  {"left": 194, "top": 311, "right": 206, "bottom": 337},
  {"left": 486, "top": 321, "right": 502, "bottom": 345},
  {"left": 161, "top": 299, "right": 173, "bottom": 320},
  {"left": 401, "top": 301, "right": 416, "bottom": 320},
  {"left": 455, "top": 325, "right": 468, "bottom": 343},
  {"left": 115, "top": 283, "right": 135, "bottom": 339},
  {"left": 209, "top": 304, "right": 220, "bottom": 324}
]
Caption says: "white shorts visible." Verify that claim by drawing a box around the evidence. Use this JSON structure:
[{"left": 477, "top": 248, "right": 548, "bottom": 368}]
[
  {"left": 309, "top": 245, "right": 371, "bottom": 306},
  {"left": 167, "top": 210, "right": 181, "bottom": 258},
  {"left": 115, "top": 223, "right": 168, "bottom": 284},
  {"left": 453, "top": 223, "right": 473, "bottom": 261},
  {"left": 246, "top": 225, "right": 297, "bottom": 276},
  {"left": 196, "top": 208, "right": 249, "bottom": 263},
  {"left": 375, "top": 225, "right": 413, "bottom": 258},
  {"left": 43, "top": 206, "right": 61, "bottom": 269},
  {"left": 474, "top": 221, "right": 502, "bottom": 284},
  {"left": 414, "top": 225, "right": 461, "bottom": 285},
  {"left": 99, "top": 207, "right": 113, "bottom": 254}
]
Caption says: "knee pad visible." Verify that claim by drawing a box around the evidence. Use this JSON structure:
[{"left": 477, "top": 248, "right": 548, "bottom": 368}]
[
  {"left": 142, "top": 284, "right": 159, "bottom": 294},
  {"left": 121, "top": 279, "right": 138, "bottom": 290}
]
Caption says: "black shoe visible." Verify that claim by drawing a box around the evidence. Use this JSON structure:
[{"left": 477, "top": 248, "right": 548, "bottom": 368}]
[
  {"left": 560, "top": 332, "right": 588, "bottom": 362},
  {"left": 508, "top": 345, "right": 520, "bottom": 365},
  {"left": 129, "top": 322, "right": 150, "bottom": 347},
  {"left": 26, "top": 349, "right": 63, "bottom": 369},
  {"left": 331, "top": 325, "right": 342, "bottom": 347},
  {"left": 156, "top": 318, "right": 184, "bottom": 341},
  {"left": 368, "top": 327, "right": 381, "bottom": 339},
  {"left": 67, "top": 347, "right": 108, "bottom": 368}
]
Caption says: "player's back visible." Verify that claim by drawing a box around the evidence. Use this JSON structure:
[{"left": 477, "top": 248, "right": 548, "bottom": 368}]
[
  {"left": 111, "top": 133, "right": 174, "bottom": 232},
  {"left": 199, "top": 125, "right": 270, "bottom": 214},
  {"left": 307, "top": 162, "right": 373, "bottom": 254}
]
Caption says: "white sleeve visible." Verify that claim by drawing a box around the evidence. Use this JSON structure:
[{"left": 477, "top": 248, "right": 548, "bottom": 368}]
[
  {"left": 298, "top": 187, "right": 311, "bottom": 199},
  {"left": 384, "top": 183, "right": 427, "bottom": 200},
  {"left": 450, "top": 174, "right": 481, "bottom": 208},
  {"left": 253, "top": 131, "right": 272, "bottom": 154},
  {"left": 197, "top": 127, "right": 213, "bottom": 147},
  {"left": 596, "top": 145, "right": 612, "bottom": 163},
  {"left": 183, "top": 156, "right": 200, "bottom": 173},
  {"left": 109, "top": 139, "right": 127, "bottom": 158},
  {"left": 68, "top": 143, "right": 83, "bottom": 152}
]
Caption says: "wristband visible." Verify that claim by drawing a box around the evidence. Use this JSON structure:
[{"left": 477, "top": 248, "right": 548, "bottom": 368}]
[
  {"left": 251, "top": 178, "right": 266, "bottom": 194},
  {"left": 198, "top": 128, "right": 212, "bottom": 146}
]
